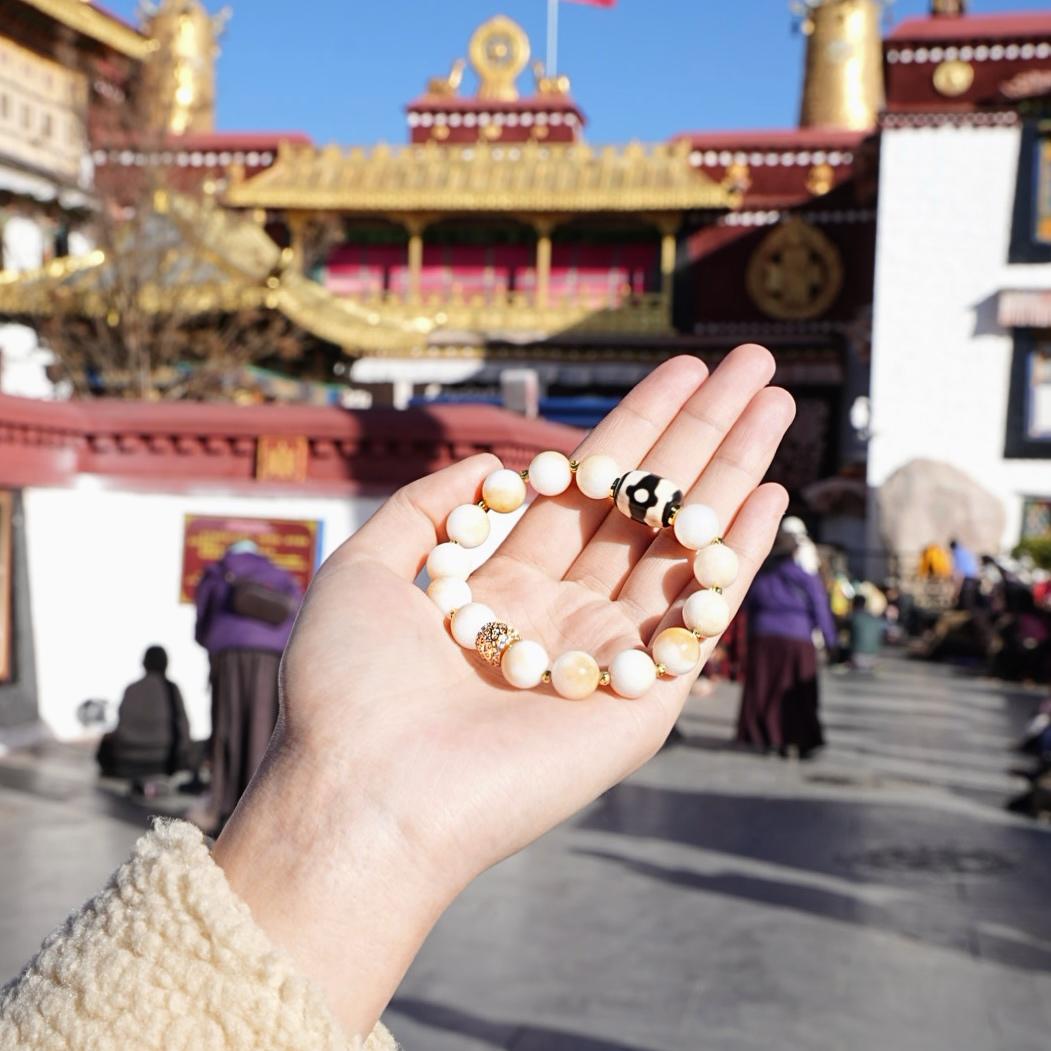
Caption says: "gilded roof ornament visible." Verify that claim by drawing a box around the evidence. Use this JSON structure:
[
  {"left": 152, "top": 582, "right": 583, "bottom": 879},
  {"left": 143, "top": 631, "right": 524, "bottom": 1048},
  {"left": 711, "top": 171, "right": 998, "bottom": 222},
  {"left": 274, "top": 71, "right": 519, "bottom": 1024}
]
[
  {"left": 469, "top": 16, "right": 531, "bottom": 101},
  {"left": 426, "top": 59, "right": 466, "bottom": 97},
  {"left": 794, "top": 1, "right": 885, "bottom": 130}
]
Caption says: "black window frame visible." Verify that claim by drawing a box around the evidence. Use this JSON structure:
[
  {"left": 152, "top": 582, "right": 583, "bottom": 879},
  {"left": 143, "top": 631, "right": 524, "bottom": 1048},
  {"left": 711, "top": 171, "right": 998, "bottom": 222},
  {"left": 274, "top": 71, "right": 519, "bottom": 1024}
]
[
  {"left": 1009, "top": 118, "right": 1051, "bottom": 264},
  {"left": 1005, "top": 328, "right": 1051, "bottom": 458}
]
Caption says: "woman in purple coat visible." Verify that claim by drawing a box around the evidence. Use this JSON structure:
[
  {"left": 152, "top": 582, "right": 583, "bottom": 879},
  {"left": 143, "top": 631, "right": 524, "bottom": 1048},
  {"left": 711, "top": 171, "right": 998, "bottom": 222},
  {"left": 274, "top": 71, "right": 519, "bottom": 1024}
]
[
  {"left": 737, "top": 524, "right": 837, "bottom": 757},
  {"left": 195, "top": 541, "right": 302, "bottom": 827}
]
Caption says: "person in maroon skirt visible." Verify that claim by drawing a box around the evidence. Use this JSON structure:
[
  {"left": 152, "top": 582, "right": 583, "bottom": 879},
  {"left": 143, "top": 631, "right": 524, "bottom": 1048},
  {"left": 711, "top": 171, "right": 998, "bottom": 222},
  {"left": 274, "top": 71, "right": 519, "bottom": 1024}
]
[
  {"left": 736, "top": 525, "right": 837, "bottom": 757},
  {"left": 194, "top": 541, "right": 303, "bottom": 828}
]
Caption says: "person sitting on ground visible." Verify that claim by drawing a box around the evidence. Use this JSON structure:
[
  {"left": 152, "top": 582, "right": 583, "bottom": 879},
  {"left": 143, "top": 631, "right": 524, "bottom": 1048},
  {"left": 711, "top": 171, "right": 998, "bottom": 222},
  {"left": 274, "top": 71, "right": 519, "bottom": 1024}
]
[
  {"left": 1, "top": 350, "right": 792, "bottom": 1051},
  {"left": 96, "top": 645, "right": 191, "bottom": 789}
]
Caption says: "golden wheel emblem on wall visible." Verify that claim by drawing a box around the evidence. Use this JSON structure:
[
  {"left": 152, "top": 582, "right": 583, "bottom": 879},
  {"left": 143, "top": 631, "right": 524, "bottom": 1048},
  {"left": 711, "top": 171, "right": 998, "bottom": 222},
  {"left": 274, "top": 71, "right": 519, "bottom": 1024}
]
[
  {"left": 745, "top": 218, "right": 844, "bottom": 321},
  {"left": 932, "top": 59, "right": 975, "bottom": 98}
]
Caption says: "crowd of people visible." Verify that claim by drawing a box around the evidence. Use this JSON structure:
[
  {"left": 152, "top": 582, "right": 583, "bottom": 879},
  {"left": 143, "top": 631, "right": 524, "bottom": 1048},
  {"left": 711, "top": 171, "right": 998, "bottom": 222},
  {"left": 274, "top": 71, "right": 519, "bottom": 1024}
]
[{"left": 704, "top": 526, "right": 1051, "bottom": 819}]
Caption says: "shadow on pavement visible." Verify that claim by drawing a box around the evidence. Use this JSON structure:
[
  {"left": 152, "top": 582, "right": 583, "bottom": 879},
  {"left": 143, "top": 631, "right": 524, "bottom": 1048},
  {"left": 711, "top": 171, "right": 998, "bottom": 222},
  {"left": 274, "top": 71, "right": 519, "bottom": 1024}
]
[
  {"left": 575, "top": 782, "right": 1051, "bottom": 971},
  {"left": 387, "top": 997, "right": 653, "bottom": 1051}
]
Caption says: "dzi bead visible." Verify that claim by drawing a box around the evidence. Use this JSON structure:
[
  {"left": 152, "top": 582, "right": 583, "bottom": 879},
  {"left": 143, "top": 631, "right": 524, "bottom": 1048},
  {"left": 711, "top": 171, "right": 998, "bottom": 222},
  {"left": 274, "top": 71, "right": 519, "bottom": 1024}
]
[{"left": 611, "top": 471, "right": 683, "bottom": 529}]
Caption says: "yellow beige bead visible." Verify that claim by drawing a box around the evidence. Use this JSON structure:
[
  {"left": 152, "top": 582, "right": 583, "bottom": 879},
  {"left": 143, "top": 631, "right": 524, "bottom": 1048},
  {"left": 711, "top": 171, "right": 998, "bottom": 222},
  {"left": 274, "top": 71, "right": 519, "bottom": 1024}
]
[
  {"left": 652, "top": 627, "right": 701, "bottom": 676},
  {"left": 482, "top": 468, "right": 527, "bottom": 513},
  {"left": 550, "top": 650, "right": 601, "bottom": 700}
]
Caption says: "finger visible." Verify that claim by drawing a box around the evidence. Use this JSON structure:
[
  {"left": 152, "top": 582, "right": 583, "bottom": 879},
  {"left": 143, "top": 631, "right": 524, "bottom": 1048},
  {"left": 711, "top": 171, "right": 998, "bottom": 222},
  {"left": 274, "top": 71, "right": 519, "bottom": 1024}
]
[
  {"left": 564, "top": 344, "right": 775, "bottom": 599},
  {"left": 334, "top": 452, "right": 501, "bottom": 579},
  {"left": 650, "top": 482, "right": 789, "bottom": 659},
  {"left": 584, "top": 484, "right": 789, "bottom": 758},
  {"left": 488, "top": 356, "right": 709, "bottom": 580},
  {"left": 618, "top": 386, "right": 796, "bottom": 620}
]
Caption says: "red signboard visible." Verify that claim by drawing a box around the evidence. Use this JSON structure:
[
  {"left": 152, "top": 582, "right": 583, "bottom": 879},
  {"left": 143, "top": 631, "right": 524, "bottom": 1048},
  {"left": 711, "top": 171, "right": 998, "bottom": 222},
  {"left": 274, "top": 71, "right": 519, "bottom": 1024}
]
[{"left": 180, "top": 514, "right": 320, "bottom": 603}]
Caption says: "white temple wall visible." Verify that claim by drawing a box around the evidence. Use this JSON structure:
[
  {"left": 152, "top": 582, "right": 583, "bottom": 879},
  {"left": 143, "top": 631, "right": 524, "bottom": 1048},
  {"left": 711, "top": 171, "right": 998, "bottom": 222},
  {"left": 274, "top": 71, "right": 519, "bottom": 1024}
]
[
  {"left": 869, "top": 122, "right": 1051, "bottom": 550},
  {"left": 22, "top": 483, "right": 380, "bottom": 741}
]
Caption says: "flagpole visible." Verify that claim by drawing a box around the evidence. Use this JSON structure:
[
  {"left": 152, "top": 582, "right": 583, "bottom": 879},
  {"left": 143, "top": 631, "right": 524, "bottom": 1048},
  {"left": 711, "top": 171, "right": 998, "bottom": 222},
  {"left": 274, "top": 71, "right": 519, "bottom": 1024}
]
[{"left": 547, "top": 0, "right": 559, "bottom": 75}]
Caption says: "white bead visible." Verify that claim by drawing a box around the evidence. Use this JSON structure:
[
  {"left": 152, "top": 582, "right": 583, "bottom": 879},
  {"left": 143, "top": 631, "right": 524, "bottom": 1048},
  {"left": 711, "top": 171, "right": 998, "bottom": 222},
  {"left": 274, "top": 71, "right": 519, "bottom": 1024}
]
[
  {"left": 550, "top": 650, "right": 601, "bottom": 700},
  {"left": 426, "top": 542, "right": 470, "bottom": 580},
  {"left": 609, "top": 649, "right": 657, "bottom": 699},
  {"left": 575, "top": 454, "right": 620, "bottom": 500},
  {"left": 427, "top": 577, "right": 472, "bottom": 616},
  {"left": 528, "top": 450, "right": 573, "bottom": 496},
  {"left": 482, "top": 469, "right": 526, "bottom": 513},
  {"left": 450, "top": 602, "right": 496, "bottom": 648},
  {"left": 683, "top": 589, "right": 731, "bottom": 637},
  {"left": 446, "top": 503, "right": 490, "bottom": 548},
  {"left": 673, "top": 504, "right": 721, "bottom": 550},
  {"left": 501, "top": 639, "right": 549, "bottom": 689},
  {"left": 693, "top": 543, "right": 739, "bottom": 590}
]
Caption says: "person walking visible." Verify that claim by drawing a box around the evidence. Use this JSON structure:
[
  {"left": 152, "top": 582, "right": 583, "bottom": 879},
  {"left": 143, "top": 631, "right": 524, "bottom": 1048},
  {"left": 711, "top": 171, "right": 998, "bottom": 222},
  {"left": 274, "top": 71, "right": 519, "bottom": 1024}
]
[
  {"left": 96, "top": 645, "right": 191, "bottom": 791},
  {"left": 194, "top": 540, "right": 302, "bottom": 827},
  {"left": 736, "top": 522, "right": 837, "bottom": 757}
]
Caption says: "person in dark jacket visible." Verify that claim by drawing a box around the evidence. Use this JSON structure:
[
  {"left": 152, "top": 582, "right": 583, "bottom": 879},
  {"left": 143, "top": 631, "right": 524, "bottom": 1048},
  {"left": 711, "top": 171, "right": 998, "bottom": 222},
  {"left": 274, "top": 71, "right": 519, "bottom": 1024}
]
[
  {"left": 737, "top": 524, "right": 837, "bottom": 757},
  {"left": 97, "top": 645, "right": 191, "bottom": 783},
  {"left": 194, "top": 541, "right": 302, "bottom": 827}
]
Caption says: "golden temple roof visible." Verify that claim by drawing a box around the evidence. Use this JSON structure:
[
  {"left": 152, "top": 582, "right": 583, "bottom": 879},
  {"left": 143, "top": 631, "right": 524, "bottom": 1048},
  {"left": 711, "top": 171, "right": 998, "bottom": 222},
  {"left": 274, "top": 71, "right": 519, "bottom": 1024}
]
[
  {"left": 0, "top": 194, "right": 435, "bottom": 353},
  {"left": 20, "top": 0, "right": 154, "bottom": 60},
  {"left": 225, "top": 140, "right": 732, "bottom": 214}
]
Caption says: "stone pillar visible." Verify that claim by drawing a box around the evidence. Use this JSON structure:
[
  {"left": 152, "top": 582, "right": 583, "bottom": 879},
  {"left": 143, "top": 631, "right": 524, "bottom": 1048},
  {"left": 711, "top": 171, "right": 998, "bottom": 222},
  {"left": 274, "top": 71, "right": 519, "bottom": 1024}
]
[{"left": 535, "top": 220, "right": 554, "bottom": 309}]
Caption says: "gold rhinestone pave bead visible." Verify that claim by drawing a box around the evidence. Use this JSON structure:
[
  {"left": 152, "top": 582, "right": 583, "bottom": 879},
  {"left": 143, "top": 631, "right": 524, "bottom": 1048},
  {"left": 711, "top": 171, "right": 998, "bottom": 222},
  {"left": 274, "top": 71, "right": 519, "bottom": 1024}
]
[{"left": 475, "top": 622, "right": 522, "bottom": 666}]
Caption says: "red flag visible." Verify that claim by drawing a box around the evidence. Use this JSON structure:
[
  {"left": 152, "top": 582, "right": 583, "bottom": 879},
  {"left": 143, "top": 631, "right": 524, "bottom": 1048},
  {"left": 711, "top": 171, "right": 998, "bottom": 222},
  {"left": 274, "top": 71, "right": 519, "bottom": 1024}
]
[{"left": 564, "top": 0, "right": 616, "bottom": 6}]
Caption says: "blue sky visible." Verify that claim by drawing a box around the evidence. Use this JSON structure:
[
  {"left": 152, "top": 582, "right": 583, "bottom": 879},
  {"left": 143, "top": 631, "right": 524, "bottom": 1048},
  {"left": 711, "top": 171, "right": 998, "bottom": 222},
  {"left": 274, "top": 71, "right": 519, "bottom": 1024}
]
[{"left": 105, "top": 1, "right": 1051, "bottom": 144}]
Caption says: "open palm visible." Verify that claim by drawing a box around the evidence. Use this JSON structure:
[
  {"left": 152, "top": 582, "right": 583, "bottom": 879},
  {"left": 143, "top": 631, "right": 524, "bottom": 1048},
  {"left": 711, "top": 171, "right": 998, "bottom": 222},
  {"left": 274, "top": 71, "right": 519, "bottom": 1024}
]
[{"left": 278, "top": 346, "right": 795, "bottom": 889}]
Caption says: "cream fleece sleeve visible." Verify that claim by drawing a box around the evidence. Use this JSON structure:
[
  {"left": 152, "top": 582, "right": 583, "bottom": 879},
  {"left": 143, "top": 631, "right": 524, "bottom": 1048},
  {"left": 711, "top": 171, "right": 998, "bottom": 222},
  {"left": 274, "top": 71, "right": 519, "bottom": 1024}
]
[{"left": 0, "top": 819, "right": 396, "bottom": 1051}]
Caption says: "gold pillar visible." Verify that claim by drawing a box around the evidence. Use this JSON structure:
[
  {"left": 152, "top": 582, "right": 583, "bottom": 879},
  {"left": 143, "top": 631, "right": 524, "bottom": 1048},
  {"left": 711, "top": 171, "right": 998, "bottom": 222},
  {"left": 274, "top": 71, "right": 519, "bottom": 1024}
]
[
  {"left": 535, "top": 222, "right": 553, "bottom": 309},
  {"left": 287, "top": 213, "right": 307, "bottom": 271},
  {"left": 660, "top": 230, "right": 677, "bottom": 302},
  {"left": 407, "top": 229, "right": 424, "bottom": 302}
]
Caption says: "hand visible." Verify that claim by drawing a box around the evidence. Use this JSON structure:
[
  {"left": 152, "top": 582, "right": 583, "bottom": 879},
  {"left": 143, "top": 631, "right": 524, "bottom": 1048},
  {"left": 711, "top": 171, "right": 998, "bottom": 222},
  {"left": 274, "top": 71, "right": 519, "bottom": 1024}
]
[{"left": 213, "top": 347, "right": 794, "bottom": 1038}]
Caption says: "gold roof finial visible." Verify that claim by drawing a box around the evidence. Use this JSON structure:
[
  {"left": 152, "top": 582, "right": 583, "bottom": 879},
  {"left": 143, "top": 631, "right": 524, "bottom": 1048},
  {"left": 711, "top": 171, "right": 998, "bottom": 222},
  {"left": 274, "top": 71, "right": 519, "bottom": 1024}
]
[
  {"left": 931, "top": 0, "right": 966, "bottom": 15},
  {"left": 468, "top": 15, "right": 530, "bottom": 101},
  {"left": 140, "top": 0, "right": 231, "bottom": 134},
  {"left": 795, "top": 1, "right": 885, "bottom": 131}
]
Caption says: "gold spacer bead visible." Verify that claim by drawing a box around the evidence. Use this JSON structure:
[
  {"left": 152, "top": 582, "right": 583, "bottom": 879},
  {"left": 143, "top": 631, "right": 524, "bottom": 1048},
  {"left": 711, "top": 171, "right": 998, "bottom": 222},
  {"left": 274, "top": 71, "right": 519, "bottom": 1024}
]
[
  {"left": 541, "top": 669, "right": 552, "bottom": 684},
  {"left": 713, "top": 536, "right": 725, "bottom": 545},
  {"left": 667, "top": 504, "right": 681, "bottom": 526},
  {"left": 475, "top": 621, "right": 522, "bottom": 666},
  {"left": 655, "top": 663, "right": 668, "bottom": 677},
  {"left": 710, "top": 586, "right": 723, "bottom": 595},
  {"left": 598, "top": 671, "right": 611, "bottom": 688},
  {"left": 569, "top": 459, "right": 580, "bottom": 473},
  {"left": 477, "top": 499, "right": 490, "bottom": 511},
  {"left": 691, "top": 628, "right": 705, "bottom": 640},
  {"left": 519, "top": 468, "right": 530, "bottom": 481}
]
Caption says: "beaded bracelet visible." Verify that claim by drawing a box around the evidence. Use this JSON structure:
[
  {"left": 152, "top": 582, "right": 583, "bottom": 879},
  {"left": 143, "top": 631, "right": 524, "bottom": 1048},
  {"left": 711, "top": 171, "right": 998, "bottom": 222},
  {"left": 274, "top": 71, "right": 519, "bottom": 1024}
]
[{"left": 422, "top": 451, "right": 738, "bottom": 701}]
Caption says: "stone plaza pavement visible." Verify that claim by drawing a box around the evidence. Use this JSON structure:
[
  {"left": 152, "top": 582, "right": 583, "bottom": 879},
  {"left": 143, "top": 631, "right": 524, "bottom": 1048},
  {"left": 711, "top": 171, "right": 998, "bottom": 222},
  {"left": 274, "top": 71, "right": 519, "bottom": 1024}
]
[{"left": 2, "top": 654, "right": 1051, "bottom": 1050}]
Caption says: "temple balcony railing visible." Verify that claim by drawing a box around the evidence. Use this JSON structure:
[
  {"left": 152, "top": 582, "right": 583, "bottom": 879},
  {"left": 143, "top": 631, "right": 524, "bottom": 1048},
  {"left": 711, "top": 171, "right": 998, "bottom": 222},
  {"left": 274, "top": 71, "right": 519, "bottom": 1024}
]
[{"left": 331, "top": 288, "right": 673, "bottom": 337}]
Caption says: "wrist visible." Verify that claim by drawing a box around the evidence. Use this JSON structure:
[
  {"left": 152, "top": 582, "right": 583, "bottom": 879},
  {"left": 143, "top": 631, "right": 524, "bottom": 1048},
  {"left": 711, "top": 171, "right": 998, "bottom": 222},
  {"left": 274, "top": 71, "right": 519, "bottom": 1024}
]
[{"left": 212, "top": 735, "right": 456, "bottom": 1038}]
